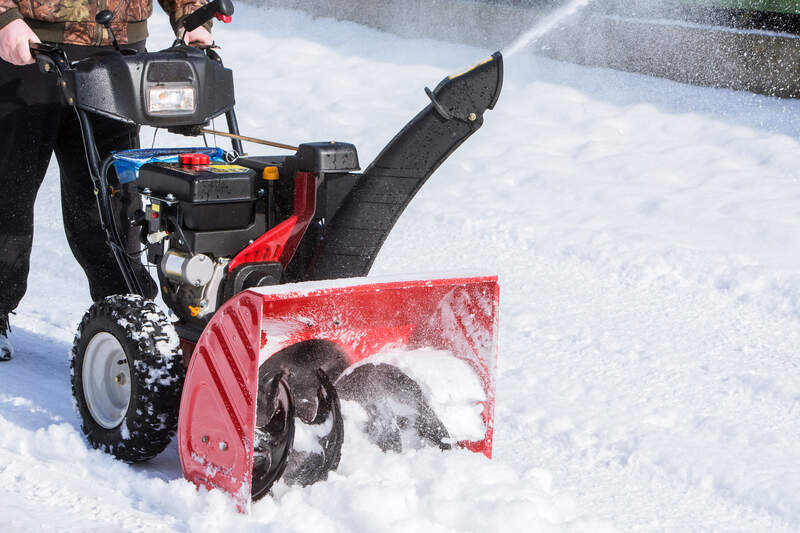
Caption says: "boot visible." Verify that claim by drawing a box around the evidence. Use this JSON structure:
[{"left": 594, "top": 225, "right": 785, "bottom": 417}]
[{"left": 0, "top": 314, "right": 13, "bottom": 361}]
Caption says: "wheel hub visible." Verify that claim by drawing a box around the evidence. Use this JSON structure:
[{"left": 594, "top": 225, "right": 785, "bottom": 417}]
[{"left": 82, "top": 332, "right": 131, "bottom": 429}]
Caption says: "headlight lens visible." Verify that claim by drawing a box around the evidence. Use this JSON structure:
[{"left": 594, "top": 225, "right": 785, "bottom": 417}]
[{"left": 147, "top": 85, "right": 196, "bottom": 114}]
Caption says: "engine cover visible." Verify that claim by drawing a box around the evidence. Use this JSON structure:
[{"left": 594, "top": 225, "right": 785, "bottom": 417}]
[
  {"left": 137, "top": 162, "right": 256, "bottom": 204},
  {"left": 137, "top": 161, "right": 258, "bottom": 232}
]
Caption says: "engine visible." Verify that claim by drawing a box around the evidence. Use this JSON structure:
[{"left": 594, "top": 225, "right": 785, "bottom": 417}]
[{"left": 132, "top": 143, "right": 360, "bottom": 339}]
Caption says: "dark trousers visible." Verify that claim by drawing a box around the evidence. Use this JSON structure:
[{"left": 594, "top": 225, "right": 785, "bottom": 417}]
[{"left": 0, "top": 43, "right": 155, "bottom": 314}]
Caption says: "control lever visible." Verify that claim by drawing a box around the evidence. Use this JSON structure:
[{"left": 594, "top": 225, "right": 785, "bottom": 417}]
[
  {"left": 181, "top": 0, "right": 234, "bottom": 33},
  {"left": 95, "top": 10, "right": 120, "bottom": 52}
]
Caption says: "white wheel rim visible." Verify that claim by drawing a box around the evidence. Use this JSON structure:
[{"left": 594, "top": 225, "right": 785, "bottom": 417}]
[{"left": 83, "top": 332, "right": 131, "bottom": 429}]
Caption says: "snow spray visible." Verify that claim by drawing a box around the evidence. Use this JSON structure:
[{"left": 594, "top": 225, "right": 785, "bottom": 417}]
[{"left": 504, "top": 0, "right": 596, "bottom": 56}]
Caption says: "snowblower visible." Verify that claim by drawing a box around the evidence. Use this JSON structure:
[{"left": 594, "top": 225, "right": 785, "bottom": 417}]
[{"left": 32, "top": 0, "right": 502, "bottom": 508}]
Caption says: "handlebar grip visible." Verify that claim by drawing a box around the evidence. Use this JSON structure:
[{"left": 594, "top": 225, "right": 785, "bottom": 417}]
[
  {"left": 182, "top": 0, "right": 234, "bottom": 33},
  {"left": 30, "top": 43, "right": 62, "bottom": 74},
  {"left": 29, "top": 42, "right": 52, "bottom": 56}
]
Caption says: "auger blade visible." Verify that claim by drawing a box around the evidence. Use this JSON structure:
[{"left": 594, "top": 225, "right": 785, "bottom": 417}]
[
  {"left": 250, "top": 374, "right": 295, "bottom": 501},
  {"left": 282, "top": 369, "right": 344, "bottom": 487}
]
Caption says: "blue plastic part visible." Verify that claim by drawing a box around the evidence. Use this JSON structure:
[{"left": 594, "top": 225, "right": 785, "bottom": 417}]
[{"left": 112, "top": 147, "right": 227, "bottom": 184}]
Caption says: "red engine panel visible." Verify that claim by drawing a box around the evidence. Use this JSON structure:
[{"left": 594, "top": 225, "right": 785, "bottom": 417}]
[{"left": 227, "top": 171, "right": 316, "bottom": 272}]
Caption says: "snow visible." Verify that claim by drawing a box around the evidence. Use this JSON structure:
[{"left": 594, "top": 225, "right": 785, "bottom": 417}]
[
  {"left": 2, "top": 3, "right": 800, "bottom": 531},
  {"left": 290, "top": 416, "right": 330, "bottom": 454}
]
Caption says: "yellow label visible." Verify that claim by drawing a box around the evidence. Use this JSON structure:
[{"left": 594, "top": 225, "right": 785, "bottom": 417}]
[
  {"left": 152, "top": 203, "right": 160, "bottom": 213},
  {"left": 448, "top": 56, "right": 493, "bottom": 80},
  {"left": 208, "top": 164, "right": 249, "bottom": 174}
]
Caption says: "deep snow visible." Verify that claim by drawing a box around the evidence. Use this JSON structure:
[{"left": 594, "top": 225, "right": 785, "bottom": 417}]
[{"left": 2, "top": 4, "right": 800, "bottom": 532}]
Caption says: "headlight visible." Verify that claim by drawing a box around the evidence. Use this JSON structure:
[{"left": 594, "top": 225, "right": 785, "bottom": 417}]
[{"left": 147, "top": 85, "right": 196, "bottom": 114}]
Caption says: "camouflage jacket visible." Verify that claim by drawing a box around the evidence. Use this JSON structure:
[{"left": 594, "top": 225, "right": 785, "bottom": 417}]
[{"left": 0, "top": 0, "right": 208, "bottom": 46}]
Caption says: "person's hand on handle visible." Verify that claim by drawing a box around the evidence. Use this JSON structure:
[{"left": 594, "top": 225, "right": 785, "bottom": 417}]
[
  {"left": 0, "top": 19, "right": 40, "bottom": 65},
  {"left": 183, "top": 25, "right": 213, "bottom": 48}
]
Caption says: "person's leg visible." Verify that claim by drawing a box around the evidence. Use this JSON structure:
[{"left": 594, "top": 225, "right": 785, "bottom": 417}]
[
  {"left": 54, "top": 110, "right": 157, "bottom": 302},
  {"left": 0, "top": 61, "right": 62, "bottom": 317}
]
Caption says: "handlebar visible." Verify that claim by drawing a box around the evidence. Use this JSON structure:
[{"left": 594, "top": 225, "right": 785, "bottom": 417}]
[
  {"left": 29, "top": 42, "right": 58, "bottom": 56},
  {"left": 29, "top": 42, "right": 68, "bottom": 74},
  {"left": 182, "top": 0, "right": 234, "bottom": 33}
]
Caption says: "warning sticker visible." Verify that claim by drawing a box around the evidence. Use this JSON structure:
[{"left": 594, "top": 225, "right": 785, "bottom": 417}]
[{"left": 208, "top": 164, "right": 250, "bottom": 173}]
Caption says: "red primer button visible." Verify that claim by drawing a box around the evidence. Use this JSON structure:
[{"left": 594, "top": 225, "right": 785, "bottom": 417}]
[{"left": 179, "top": 153, "right": 211, "bottom": 166}]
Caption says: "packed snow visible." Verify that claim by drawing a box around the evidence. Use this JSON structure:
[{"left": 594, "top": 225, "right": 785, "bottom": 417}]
[{"left": 2, "top": 3, "right": 800, "bottom": 531}]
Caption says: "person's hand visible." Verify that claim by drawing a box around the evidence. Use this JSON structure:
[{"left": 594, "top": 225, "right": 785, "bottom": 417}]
[
  {"left": 0, "top": 19, "right": 40, "bottom": 65},
  {"left": 183, "top": 25, "right": 213, "bottom": 48}
]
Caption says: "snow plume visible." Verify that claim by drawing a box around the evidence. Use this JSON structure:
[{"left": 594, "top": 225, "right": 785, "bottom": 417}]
[{"left": 504, "top": 0, "right": 596, "bottom": 57}]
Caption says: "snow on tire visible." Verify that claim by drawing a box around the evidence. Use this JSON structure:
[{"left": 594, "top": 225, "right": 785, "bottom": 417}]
[{"left": 71, "top": 294, "right": 184, "bottom": 462}]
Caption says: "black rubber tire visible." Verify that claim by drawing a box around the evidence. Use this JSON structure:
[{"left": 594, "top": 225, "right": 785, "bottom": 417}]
[{"left": 71, "top": 294, "right": 184, "bottom": 462}]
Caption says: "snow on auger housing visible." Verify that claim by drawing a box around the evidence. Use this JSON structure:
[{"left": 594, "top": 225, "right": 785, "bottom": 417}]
[{"left": 32, "top": 0, "right": 502, "bottom": 508}]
